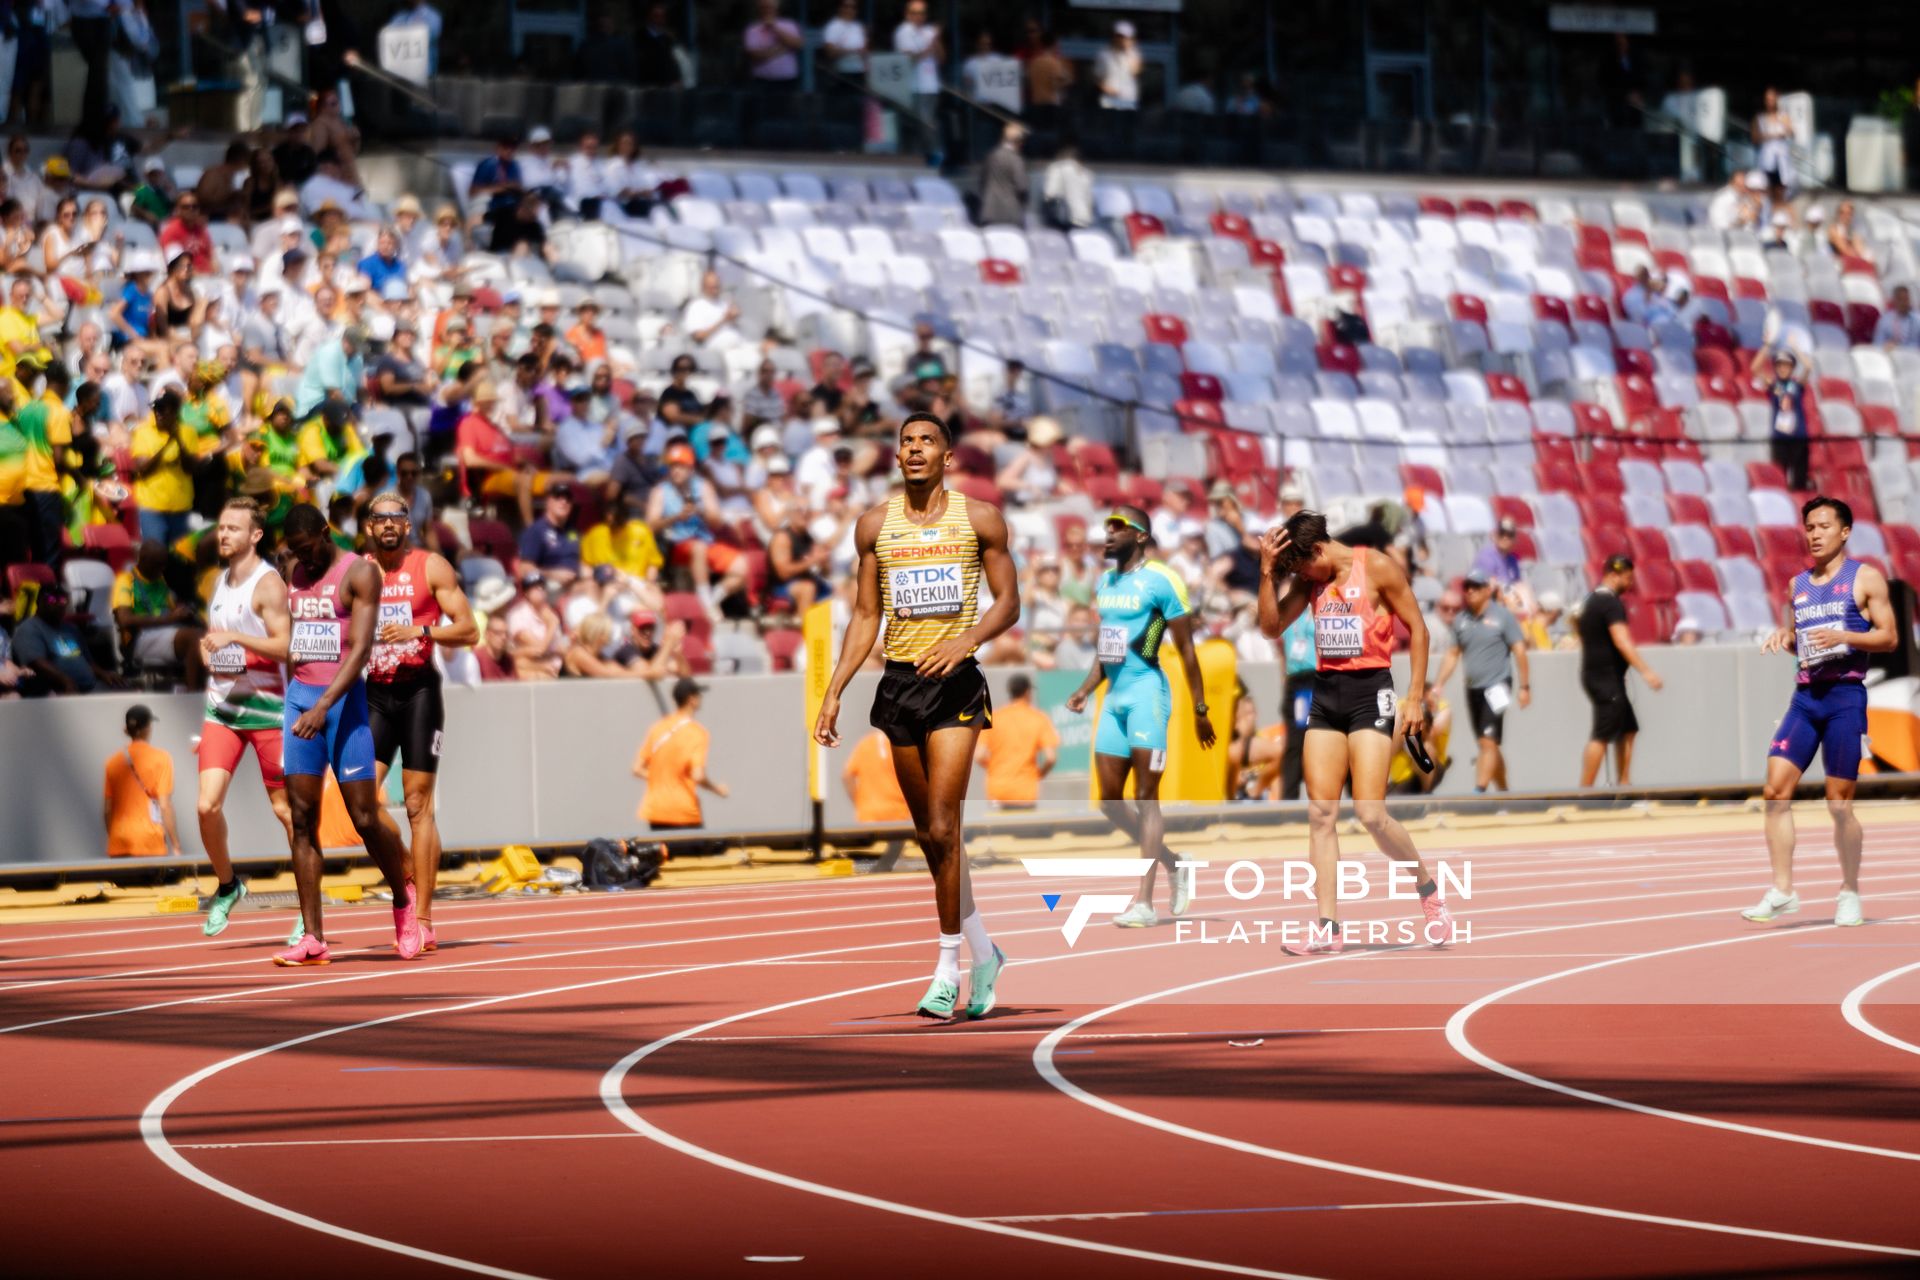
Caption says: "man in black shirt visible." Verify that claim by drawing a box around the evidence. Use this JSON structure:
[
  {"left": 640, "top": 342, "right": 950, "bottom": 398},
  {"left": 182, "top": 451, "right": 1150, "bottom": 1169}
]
[
  {"left": 1576, "top": 554, "right": 1664, "bottom": 787},
  {"left": 374, "top": 325, "right": 433, "bottom": 409},
  {"left": 658, "top": 355, "right": 704, "bottom": 431},
  {"left": 633, "top": 2, "right": 682, "bottom": 87}
]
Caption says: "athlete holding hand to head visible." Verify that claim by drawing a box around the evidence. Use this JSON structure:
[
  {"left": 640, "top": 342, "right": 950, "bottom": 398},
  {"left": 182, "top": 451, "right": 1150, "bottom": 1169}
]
[
  {"left": 814, "top": 413, "right": 1021, "bottom": 1020},
  {"left": 1745, "top": 497, "right": 1898, "bottom": 927},
  {"left": 1257, "top": 510, "right": 1454, "bottom": 954}
]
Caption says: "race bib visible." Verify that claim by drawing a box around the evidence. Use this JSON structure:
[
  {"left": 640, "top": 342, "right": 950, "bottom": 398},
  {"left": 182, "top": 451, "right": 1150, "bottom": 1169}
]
[
  {"left": 209, "top": 643, "right": 246, "bottom": 674},
  {"left": 1483, "top": 682, "right": 1511, "bottom": 715},
  {"left": 1797, "top": 625, "right": 1851, "bottom": 668},
  {"left": 1097, "top": 624, "right": 1128, "bottom": 664},
  {"left": 888, "top": 564, "right": 963, "bottom": 619},
  {"left": 290, "top": 619, "right": 343, "bottom": 663},
  {"left": 1315, "top": 610, "right": 1363, "bottom": 658},
  {"left": 1774, "top": 408, "right": 1798, "bottom": 435},
  {"left": 379, "top": 601, "right": 414, "bottom": 630}
]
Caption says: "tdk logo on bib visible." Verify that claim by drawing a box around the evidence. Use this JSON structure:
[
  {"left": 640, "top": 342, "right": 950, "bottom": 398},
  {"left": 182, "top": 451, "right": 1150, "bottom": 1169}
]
[{"left": 892, "top": 564, "right": 964, "bottom": 618}]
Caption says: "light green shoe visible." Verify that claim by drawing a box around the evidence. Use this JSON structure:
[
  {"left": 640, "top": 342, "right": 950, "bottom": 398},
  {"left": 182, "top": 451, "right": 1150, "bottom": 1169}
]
[
  {"left": 966, "top": 943, "right": 1007, "bottom": 1019},
  {"left": 286, "top": 916, "right": 306, "bottom": 947},
  {"left": 916, "top": 974, "right": 960, "bottom": 1020},
  {"left": 202, "top": 881, "right": 247, "bottom": 937}
]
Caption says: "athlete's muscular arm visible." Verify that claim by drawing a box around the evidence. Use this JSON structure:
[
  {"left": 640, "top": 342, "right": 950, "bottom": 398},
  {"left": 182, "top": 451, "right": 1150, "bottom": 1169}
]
[
  {"left": 1064, "top": 654, "right": 1104, "bottom": 712},
  {"left": 1255, "top": 528, "right": 1310, "bottom": 639},
  {"left": 916, "top": 500, "right": 1019, "bottom": 677},
  {"left": 1167, "top": 613, "right": 1217, "bottom": 748},
  {"left": 410, "top": 553, "right": 478, "bottom": 648},
  {"left": 1811, "top": 562, "right": 1900, "bottom": 654},
  {"left": 1606, "top": 622, "right": 1665, "bottom": 691},
  {"left": 203, "top": 571, "right": 291, "bottom": 662},
  {"left": 1371, "top": 549, "right": 1428, "bottom": 737},
  {"left": 292, "top": 561, "right": 381, "bottom": 739},
  {"left": 813, "top": 505, "right": 887, "bottom": 748}
]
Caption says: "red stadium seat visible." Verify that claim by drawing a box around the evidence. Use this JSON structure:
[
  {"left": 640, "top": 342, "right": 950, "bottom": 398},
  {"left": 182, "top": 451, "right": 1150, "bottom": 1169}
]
[
  {"left": 1085, "top": 474, "right": 1126, "bottom": 506},
  {"left": 1581, "top": 460, "right": 1626, "bottom": 495},
  {"left": 1203, "top": 429, "right": 1269, "bottom": 486},
  {"left": 1486, "top": 372, "right": 1529, "bottom": 403},
  {"left": 1535, "top": 459, "right": 1580, "bottom": 492},
  {"left": 1419, "top": 195, "right": 1457, "bottom": 217},
  {"left": 1746, "top": 461, "right": 1789, "bottom": 489},
  {"left": 1174, "top": 399, "right": 1224, "bottom": 429},
  {"left": 467, "top": 517, "right": 518, "bottom": 570},
  {"left": 1675, "top": 559, "right": 1718, "bottom": 593},
  {"left": 81, "top": 523, "right": 135, "bottom": 572},
  {"left": 979, "top": 258, "right": 1021, "bottom": 285},
  {"left": 1572, "top": 401, "right": 1616, "bottom": 438},
  {"left": 1490, "top": 495, "right": 1533, "bottom": 526},
  {"left": 1142, "top": 313, "right": 1188, "bottom": 346},
  {"left": 1839, "top": 255, "right": 1876, "bottom": 276},
  {"left": 7, "top": 562, "right": 55, "bottom": 594},
  {"left": 1667, "top": 493, "right": 1710, "bottom": 525},
  {"left": 1757, "top": 525, "right": 1804, "bottom": 560},
  {"left": 1846, "top": 303, "right": 1881, "bottom": 347},
  {"left": 1615, "top": 348, "right": 1655, "bottom": 377},
  {"left": 1180, "top": 371, "right": 1224, "bottom": 401},
  {"left": 1328, "top": 264, "right": 1368, "bottom": 293},
  {"left": 1459, "top": 197, "right": 1497, "bottom": 218},
  {"left": 1247, "top": 238, "right": 1286, "bottom": 269},
  {"left": 1578, "top": 493, "right": 1628, "bottom": 529},
  {"left": 1210, "top": 211, "right": 1253, "bottom": 241},
  {"left": 1318, "top": 342, "right": 1361, "bottom": 376},
  {"left": 1123, "top": 212, "right": 1166, "bottom": 248},
  {"left": 1122, "top": 474, "right": 1164, "bottom": 509},
  {"left": 1401, "top": 463, "right": 1446, "bottom": 496},
  {"left": 1860, "top": 405, "right": 1901, "bottom": 437},
  {"left": 1733, "top": 276, "right": 1768, "bottom": 300},
  {"left": 1616, "top": 374, "right": 1658, "bottom": 421},
  {"left": 949, "top": 473, "right": 1002, "bottom": 506},
  {"left": 1636, "top": 560, "right": 1679, "bottom": 601},
  {"left": 1809, "top": 299, "right": 1846, "bottom": 329},
  {"left": 1694, "top": 320, "right": 1736, "bottom": 351},
  {"left": 1449, "top": 294, "right": 1488, "bottom": 324},
  {"left": 1816, "top": 376, "right": 1856, "bottom": 405},
  {"left": 1626, "top": 527, "right": 1671, "bottom": 566},
  {"left": 1498, "top": 199, "right": 1536, "bottom": 220},
  {"left": 1696, "top": 373, "right": 1740, "bottom": 404},
  {"left": 1534, "top": 434, "right": 1578, "bottom": 469},
  {"left": 1692, "top": 277, "right": 1730, "bottom": 303},
  {"left": 663, "top": 591, "right": 712, "bottom": 642},
  {"left": 763, "top": 627, "right": 802, "bottom": 671},
  {"left": 1713, "top": 525, "right": 1758, "bottom": 557},
  {"left": 1885, "top": 525, "right": 1920, "bottom": 559},
  {"left": 1575, "top": 223, "right": 1611, "bottom": 255},
  {"left": 1071, "top": 441, "right": 1120, "bottom": 483},
  {"left": 1532, "top": 295, "right": 1572, "bottom": 327},
  {"left": 1574, "top": 294, "right": 1613, "bottom": 324},
  {"left": 1654, "top": 249, "right": 1690, "bottom": 275},
  {"left": 1511, "top": 530, "right": 1538, "bottom": 559}
]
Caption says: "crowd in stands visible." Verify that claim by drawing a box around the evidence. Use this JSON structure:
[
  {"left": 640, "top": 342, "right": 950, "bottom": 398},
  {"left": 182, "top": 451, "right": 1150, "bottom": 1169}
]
[{"left": 4, "top": 55, "right": 1920, "bottom": 708}]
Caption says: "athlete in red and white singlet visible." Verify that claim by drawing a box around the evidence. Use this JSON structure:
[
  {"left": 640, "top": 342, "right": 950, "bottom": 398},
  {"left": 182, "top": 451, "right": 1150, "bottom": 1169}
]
[
  {"left": 194, "top": 498, "right": 295, "bottom": 937},
  {"left": 364, "top": 492, "right": 477, "bottom": 952},
  {"left": 1257, "top": 510, "right": 1455, "bottom": 954}
]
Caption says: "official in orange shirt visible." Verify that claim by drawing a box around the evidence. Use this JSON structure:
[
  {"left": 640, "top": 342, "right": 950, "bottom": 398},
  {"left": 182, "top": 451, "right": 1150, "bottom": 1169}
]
[
  {"left": 844, "top": 729, "right": 912, "bottom": 823},
  {"left": 104, "top": 704, "right": 182, "bottom": 857},
  {"left": 634, "top": 677, "right": 729, "bottom": 829},
  {"left": 975, "top": 674, "right": 1059, "bottom": 808}
]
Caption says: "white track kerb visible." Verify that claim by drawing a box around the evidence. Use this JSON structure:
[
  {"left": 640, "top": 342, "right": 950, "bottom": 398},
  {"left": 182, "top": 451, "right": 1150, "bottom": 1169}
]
[{"left": 1841, "top": 959, "right": 1920, "bottom": 1057}]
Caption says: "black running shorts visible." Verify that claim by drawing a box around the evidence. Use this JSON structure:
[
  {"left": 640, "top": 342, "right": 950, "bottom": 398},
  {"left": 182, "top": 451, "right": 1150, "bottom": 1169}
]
[
  {"left": 367, "top": 673, "right": 446, "bottom": 774},
  {"left": 1466, "top": 686, "right": 1506, "bottom": 744},
  {"left": 1583, "top": 675, "right": 1638, "bottom": 743},
  {"left": 1306, "top": 667, "right": 1397, "bottom": 737},
  {"left": 870, "top": 658, "right": 993, "bottom": 747}
]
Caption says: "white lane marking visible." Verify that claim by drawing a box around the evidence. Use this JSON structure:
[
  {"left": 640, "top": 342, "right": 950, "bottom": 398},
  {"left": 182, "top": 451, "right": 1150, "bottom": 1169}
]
[
  {"left": 177, "top": 1133, "right": 642, "bottom": 1150},
  {"left": 1030, "top": 888, "right": 1920, "bottom": 1260},
  {"left": 684, "top": 1026, "right": 1447, "bottom": 1045},
  {"left": 1839, "top": 959, "right": 1920, "bottom": 1057},
  {"left": 1446, "top": 917, "right": 1920, "bottom": 1162},
  {"left": 978, "top": 1199, "right": 1514, "bottom": 1223},
  {"left": 137, "top": 855, "right": 1782, "bottom": 1278}
]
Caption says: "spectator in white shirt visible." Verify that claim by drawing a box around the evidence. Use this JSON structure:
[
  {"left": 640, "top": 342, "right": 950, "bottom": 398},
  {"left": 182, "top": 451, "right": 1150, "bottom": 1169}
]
[
  {"left": 1875, "top": 285, "right": 1920, "bottom": 349},
  {"left": 1041, "top": 145, "right": 1094, "bottom": 230},
  {"left": 821, "top": 0, "right": 868, "bottom": 79},
  {"left": 519, "top": 125, "right": 565, "bottom": 211},
  {"left": 558, "top": 131, "right": 609, "bottom": 217},
  {"left": 960, "top": 30, "right": 1000, "bottom": 99},
  {"left": 679, "top": 269, "right": 744, "bottom": 352},
  {"left": 1095, "top": 21, "right": 1142, "bottom": 110},
  {"left": 894, "top": 0, "right": 943, "bottom": 150}
]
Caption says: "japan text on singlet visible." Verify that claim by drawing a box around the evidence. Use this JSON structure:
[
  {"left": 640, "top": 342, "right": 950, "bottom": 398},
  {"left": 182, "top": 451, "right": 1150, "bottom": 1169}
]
[{"left": 874, "top": 491, "right": 980, "bottom": 663}]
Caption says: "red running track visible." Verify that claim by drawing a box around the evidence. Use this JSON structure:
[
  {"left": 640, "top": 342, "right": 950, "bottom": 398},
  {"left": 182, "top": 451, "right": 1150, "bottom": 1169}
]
[{"left": 4, "top": 823, "right": 1920, "bottom": 1279}]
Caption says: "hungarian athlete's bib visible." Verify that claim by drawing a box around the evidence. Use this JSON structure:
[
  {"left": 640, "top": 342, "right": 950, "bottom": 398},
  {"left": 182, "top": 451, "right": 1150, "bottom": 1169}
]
[
  {"left": 290, "top": 619, "right": 343, "bottom": 663},
  {"left": 887, "top": 564, "right": 964, "bottom": 619},
  {"left": 208, "top": 643, "right": 246, "bottom": 675},
  {"left": 1097, "top": 624, "right": 1128, "bottom": 664}
]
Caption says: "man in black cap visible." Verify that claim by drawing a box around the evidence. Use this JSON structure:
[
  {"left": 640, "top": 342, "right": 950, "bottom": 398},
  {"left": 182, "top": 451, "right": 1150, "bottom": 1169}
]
[
  {"left": 105, "top": 704, "right": 181, "bottom": 858},
  {"left": 1436, "top": 570, "right": 1530, "bottom": 792},
  {"left": 633, "top": 676, "right": 729, "bottom": 830},
  {"left": 1577, "top": 554, "right": 1665, "bottom": 787}
]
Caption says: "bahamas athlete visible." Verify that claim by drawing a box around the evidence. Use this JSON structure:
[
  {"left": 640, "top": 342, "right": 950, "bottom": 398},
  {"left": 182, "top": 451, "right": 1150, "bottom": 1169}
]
[{"left": 1066, "top": 507, "right": 1215, "bottom": 926}]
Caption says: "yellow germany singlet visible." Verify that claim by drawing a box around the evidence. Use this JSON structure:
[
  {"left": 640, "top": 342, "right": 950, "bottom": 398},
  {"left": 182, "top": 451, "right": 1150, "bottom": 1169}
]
[{"left": 875, "top": 490, "right": 981, "bottom": 663}]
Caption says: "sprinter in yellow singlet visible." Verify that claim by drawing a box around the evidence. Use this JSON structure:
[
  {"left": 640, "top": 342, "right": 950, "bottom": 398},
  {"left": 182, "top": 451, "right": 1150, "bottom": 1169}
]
[{"left": 815, "top": 413, "right": 1020, "bottom": 1020}]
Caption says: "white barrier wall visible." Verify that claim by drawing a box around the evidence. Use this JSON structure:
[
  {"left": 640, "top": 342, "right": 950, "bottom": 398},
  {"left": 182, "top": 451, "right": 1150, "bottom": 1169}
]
[{"left": 0, "top": 647, "right": 1811, "bottom": 868}]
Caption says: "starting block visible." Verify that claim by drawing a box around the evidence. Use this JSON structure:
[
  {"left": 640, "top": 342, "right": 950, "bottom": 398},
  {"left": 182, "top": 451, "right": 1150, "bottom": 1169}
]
[
  {"left": 325, "top": 883, "right": 364, "bottom": 903},
  {"left": 155, "top": 895, "right": 199, "bottom": 914},
  {"left": 481, "top": 845, "right": 544, "bottom": 893}
]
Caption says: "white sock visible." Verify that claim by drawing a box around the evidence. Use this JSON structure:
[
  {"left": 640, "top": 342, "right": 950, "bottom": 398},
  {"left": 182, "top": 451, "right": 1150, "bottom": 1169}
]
[
  {"left": 935, "top": 933, "right": 963, "bottom": 983},
  {"left": 961, "top": 909, "right": 993, "bottom": 966}
]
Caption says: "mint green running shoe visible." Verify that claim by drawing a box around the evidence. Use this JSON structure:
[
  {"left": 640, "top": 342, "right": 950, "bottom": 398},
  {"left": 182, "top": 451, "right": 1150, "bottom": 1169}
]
[
  {"left": 286, "top": 916, "right": 306, "bottom": 947},
  {"left": 916, "top": 974, "right": 960, "bottom": 1020},
  {"left": 202, "top": 881, "right": 247, "bottom": 937},
  {"left": 965, "top": 943, "right": 1007, "bottom": 1019}
]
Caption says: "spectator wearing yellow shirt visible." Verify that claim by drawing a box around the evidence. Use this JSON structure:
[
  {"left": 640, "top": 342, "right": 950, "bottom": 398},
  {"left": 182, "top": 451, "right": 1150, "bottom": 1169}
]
[
  {"left": 130, "top": 389, "right": 207, "bottom": 546},
  {"left": 112, "top": 539, "right": 207, "bottom": 684},
  {"left": 296, "top": 400, "right": 363, "bottom": 482},
  {"left": 0, "top": 275, "right": 51, "bottom": 382},
  {"left": 580, "top": 493, "right": 666, "bottom": 581},
  {"left": 14, "top": 358, "right": 73, "bottom": 565},
  {"left": 181, "top": 362, "right": 233, "bottom": 443},
  {"left": 0, "top": 381, "right": 27, "bottom": 565}
]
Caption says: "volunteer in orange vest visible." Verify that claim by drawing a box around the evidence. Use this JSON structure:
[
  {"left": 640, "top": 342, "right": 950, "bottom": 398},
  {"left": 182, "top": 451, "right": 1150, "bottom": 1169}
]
[
  {"left": 104, "top": 704, "right": 182, "bottom": 857},
  {"left": 635, "top": 677, "right": 729, "bottom": 830}
]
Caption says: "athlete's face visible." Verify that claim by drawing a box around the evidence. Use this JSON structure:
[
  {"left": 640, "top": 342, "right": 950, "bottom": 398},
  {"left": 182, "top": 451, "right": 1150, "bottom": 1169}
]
[
  {"left": 368, "top": 503, "right": 410, "bottom": 552},
  {"left": 285, "top": 527, "right": 332, "bottom": 576},
  {"left": 214, "top": 508, "right": 260, "bottom": 561},
  {"left": 1103, "top": 518, "right": 1142, "bottom": 561},
  {"left": 896, "top": 421, "right": 949, "bottom": 483},
  {"left": 1803, "top": 507, "right": 1849, "bottom": 561}
]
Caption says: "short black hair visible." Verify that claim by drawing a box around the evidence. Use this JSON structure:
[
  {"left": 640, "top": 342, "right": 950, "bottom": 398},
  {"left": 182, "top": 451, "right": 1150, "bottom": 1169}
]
[
  {"left": 1802, "top": 495, "right": 1853, "bottom": 529},
  {"left": 901, "top": 411, "right": 951, "bottom": 447},
  {"left": 44, "top": 361, "right": 69, "bottom": 390},
  {"left": 1008, "top": 673, "right": 1032, "bottom": 699},
  {"left": 284, "top": 502, "right": 329, "bottom": 540},
  {"left": 1280, "top": 509, "right": 1331, "bottom": 566}
]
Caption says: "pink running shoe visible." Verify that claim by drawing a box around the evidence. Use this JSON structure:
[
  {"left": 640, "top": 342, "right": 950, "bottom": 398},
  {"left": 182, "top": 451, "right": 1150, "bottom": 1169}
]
[
  {"left": 393, "top": 883, "right": 423, "bottom": 960},
  {"left": 1282, "top": 922, "right": 1346, "bottom": 957},
  {"left": 273, "top": 935, "right": 330, "bottom": 967},
  {"left": 1420, "top": 893, "right": 1454, "bottom": 948},
  {"left": 421, "top": 922, "right": 437, "bottom": 953}
]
